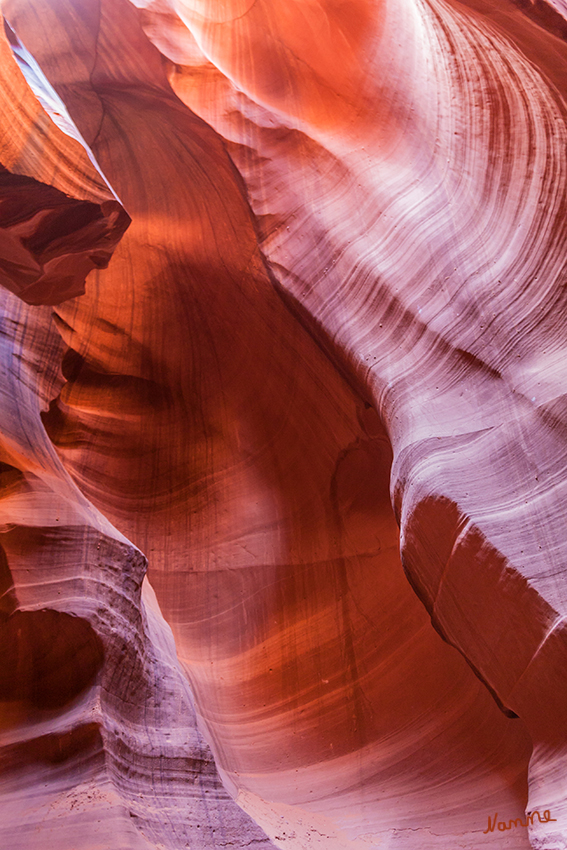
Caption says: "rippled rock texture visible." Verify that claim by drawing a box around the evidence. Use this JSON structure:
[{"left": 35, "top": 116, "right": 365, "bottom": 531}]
[{"left": 1, "top": 0, "right": 567, "bottom": 848}]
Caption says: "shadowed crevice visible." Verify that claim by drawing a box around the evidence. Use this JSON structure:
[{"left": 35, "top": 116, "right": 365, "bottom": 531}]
[{"left": 0, "top": 609, "right": 104, "bottom": 710}]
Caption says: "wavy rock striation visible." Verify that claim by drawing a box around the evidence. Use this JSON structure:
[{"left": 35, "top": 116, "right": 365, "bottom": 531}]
[
  {"left": 0, "top": 11, "right": 275, "bottom": 850},
  {"left": 1, "top": 0, "right": 567, "bottom": 849},
  {"left": 128, "top": 0, "right": 567, "bottom": 847}
]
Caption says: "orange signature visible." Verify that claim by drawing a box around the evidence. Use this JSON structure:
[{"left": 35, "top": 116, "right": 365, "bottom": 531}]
[{"left": 484, "top": 810, "right": 557, "bottom": 833}]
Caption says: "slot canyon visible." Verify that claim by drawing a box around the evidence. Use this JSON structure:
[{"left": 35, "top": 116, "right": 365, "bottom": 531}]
[{"left": 0, "top": 1, "right": 567, "bottom": 848}]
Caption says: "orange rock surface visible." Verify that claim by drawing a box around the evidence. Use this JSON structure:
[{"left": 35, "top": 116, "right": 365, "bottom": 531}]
[{"left": 1, "top": 1, "right": 567, "bottom": 848}]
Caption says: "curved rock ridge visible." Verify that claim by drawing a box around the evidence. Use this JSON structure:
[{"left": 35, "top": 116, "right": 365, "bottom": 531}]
[
  {"left": 0, "top": 21, "right": 129, "bottom": 305},
  {"left": 0, "top": 11, "right": 275, "bottom": 850},
  {"left": 0, "top": 0, "right": 553, "bottom": 848},
  {"left": 0, "top": 166, "right": 129, "bottom": 304},
  {"left": 122, "top": 0, "right": 567, "bottom": 847}
]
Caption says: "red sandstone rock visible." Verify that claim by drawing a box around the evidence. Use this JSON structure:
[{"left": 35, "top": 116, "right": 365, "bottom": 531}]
[
  {"left": 1, "top": 0, "right": 567, "bottom": 848},
  {"left": 0, "top": 11, "right": 274, "bottom": 849}
]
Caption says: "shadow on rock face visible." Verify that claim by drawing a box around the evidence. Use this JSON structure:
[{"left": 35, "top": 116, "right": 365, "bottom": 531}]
[{"left": 0, "top": 608, "right": 104, "bottom": 710}]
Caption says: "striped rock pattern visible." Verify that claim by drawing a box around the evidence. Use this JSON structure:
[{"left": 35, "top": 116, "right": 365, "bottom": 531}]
[
  {"left": 1, "top": 0, "right": 567, "bottom": 848},
  {"left": 0, "top": 8, "right": 275, "bottom": 850}
]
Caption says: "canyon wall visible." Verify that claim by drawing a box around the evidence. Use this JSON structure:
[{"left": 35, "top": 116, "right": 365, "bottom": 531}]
[{"left": 1, "top": 0, "right": 567, "bottom": 848}]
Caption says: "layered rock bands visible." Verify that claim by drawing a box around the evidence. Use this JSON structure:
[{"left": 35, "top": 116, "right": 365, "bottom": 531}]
[{"left": 1, "top": 1, "right": 567, "bottom": 849}]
